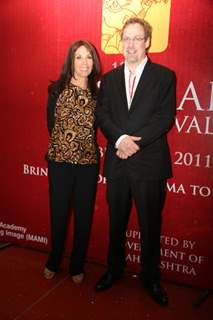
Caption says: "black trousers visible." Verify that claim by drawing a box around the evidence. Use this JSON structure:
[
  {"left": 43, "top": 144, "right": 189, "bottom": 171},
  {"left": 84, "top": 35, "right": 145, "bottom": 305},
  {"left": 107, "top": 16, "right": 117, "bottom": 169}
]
[
  {"left": 46, "top": 161, "right": 98, "bottom": 275},
  {"left": 106, "top": 175, "right": 166, "bottom": 286}
]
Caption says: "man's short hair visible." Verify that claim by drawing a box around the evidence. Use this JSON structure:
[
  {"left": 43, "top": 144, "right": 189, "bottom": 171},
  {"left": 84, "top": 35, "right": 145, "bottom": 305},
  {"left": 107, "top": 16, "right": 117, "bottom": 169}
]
[{"left": 121, "top": 18, "right": 152, "bottom": 41}]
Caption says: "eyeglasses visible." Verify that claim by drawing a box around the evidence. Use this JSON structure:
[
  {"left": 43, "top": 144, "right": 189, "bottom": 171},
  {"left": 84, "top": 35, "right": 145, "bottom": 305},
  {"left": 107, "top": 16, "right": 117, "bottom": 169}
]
[{"left": 122, "top": 36, "right": 145, "bottom": 43}]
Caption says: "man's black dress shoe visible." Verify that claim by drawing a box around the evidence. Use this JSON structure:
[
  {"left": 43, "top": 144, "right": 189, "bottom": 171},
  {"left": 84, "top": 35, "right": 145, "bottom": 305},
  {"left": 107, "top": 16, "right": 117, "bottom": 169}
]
[
  {"left": 149, "top": 283, "right": 168, "bottom": 306},
  {"left": 95, "top": 272, "right": 121, "bottom": 292}
]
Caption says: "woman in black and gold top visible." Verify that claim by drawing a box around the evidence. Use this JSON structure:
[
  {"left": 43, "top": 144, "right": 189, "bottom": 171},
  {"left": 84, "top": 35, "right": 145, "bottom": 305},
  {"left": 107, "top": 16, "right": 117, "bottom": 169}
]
[{"left": 44, "top": 40, "right": 100, "bottom": 284}]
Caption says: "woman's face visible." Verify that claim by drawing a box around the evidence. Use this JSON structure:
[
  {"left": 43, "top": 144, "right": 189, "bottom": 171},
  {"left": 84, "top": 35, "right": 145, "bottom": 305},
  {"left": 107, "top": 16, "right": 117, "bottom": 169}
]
[{"left": 73, "top": 45, "right": 93, "bottom": 80}]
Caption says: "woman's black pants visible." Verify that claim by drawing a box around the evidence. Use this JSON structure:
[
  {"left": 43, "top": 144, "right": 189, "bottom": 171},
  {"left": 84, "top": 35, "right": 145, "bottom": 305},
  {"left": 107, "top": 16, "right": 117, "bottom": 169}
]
[{"left": 46, "top": 161, "right": 98, "bottom": 275}]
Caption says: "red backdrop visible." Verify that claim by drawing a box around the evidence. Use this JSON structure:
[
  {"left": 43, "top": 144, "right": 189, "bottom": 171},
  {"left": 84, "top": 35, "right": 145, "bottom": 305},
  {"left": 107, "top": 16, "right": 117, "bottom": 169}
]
[{"left": 0, "top": 0, "right": 213, "bottom": 289}]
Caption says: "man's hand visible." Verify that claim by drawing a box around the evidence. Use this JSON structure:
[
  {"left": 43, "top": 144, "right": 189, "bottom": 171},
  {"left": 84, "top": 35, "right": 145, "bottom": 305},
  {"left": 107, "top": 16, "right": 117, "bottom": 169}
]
[
  {"left": 116, "top": 150, "right": 128, "bottom": 159},
  {"left": 117, "top": 135, "right": 141, "bottom": 158}
]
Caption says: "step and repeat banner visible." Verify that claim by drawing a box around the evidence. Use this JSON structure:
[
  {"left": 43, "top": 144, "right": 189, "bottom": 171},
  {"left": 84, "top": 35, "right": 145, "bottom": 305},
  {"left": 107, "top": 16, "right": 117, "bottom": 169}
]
[{"left": 1, "top": 0, "right": 212, "bottom": 288}]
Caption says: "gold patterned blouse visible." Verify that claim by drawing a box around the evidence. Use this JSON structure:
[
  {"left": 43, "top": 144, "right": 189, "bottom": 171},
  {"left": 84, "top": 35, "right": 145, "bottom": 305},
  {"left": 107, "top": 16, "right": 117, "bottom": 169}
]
[{"left": 48, "top": 84, "right": 98, "bottom": 164}]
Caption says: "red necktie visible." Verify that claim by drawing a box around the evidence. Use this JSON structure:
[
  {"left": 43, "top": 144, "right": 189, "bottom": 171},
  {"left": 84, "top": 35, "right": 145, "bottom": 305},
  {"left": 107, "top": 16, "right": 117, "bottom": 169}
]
[{"left": 129, "top": 71, "right": 136, "bottom": 101}]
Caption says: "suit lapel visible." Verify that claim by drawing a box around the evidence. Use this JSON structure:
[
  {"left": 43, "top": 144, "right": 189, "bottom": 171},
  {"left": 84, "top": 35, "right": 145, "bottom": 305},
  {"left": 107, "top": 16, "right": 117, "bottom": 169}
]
[{"left": 115, "top": 65, "right": 129, "bottom": 113}]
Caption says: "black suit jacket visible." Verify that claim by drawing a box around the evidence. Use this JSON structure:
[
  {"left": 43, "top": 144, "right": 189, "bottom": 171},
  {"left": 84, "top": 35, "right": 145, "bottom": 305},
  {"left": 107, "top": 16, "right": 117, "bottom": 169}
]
[{"left": 96, "top": 60, "right": 176, "bottom": 180}]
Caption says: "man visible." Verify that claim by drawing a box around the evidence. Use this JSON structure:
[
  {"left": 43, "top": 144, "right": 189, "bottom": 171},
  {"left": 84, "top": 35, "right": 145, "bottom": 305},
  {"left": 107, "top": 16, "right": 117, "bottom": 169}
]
[{"left": 95, "top": 18, "right": 176, "bottom": 306}]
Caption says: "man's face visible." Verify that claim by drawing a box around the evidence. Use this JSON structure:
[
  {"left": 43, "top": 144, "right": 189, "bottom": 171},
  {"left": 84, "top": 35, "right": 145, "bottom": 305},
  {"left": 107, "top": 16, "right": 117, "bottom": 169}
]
[{"left": 122, "top": 23, "right": 150, "bottom": 66}]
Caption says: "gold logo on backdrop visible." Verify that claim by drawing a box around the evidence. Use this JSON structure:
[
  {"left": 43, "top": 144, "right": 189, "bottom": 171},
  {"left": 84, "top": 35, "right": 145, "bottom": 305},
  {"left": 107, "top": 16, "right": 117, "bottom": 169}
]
[{"left": 101, "top": 0, "right": 171, "bottom": 54}]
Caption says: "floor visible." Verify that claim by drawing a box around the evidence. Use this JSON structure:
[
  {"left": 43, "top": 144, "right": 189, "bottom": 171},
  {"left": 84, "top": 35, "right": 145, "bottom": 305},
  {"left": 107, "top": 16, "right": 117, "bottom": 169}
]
[{"left": 0, "top": 244, "right": 212, "bottom": 320}]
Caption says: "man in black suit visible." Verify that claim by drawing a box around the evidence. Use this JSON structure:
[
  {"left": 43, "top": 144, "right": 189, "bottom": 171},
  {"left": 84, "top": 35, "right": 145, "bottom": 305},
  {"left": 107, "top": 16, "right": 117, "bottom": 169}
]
[{"left": 95, "top": 18, "right": 176, "bottom": 306}]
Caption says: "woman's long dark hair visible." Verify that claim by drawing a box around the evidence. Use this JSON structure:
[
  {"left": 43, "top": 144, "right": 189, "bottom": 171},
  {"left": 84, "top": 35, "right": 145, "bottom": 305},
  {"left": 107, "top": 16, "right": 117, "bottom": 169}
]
[{"left": 48, "top": 40, "right": 101, "bottom": 98}]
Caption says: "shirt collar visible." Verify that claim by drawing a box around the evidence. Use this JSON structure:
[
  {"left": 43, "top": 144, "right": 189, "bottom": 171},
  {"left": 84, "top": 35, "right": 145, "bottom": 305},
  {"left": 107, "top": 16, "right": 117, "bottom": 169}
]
[{"left": 124, "top": 56, "right": 148, "bottom": 77}]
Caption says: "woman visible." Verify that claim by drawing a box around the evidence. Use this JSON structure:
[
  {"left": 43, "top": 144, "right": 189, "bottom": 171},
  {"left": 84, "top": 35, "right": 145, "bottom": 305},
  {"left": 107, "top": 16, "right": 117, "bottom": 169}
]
[{"left": 44, "top": 40, "right": 100, "bottom": 284}]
